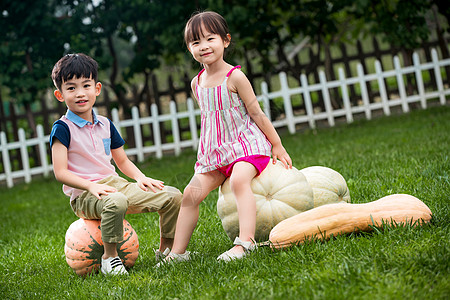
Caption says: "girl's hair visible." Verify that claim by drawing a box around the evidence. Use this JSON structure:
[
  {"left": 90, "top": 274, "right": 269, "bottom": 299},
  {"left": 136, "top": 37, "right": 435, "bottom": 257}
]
[
  {"left": 51, "top": 53, "right": 98, "bottom": 90},
  {"left": 184, "top": 11, "right": 230, "bottom": 46}
]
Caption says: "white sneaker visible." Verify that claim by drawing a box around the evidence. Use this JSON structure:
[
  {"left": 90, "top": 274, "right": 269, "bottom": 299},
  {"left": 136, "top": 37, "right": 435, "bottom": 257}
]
[{"left": 101, "top": 256, "right": 128, "bottom": 275}]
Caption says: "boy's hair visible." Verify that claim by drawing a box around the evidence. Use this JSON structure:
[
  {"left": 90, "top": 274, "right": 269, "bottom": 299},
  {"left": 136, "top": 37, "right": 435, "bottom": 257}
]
[
  {"left": 51, "top": 53, "right": 98, "bottom": 90},
  {"left": 184, "top": 11, "right": 230, "bottom": 46}
]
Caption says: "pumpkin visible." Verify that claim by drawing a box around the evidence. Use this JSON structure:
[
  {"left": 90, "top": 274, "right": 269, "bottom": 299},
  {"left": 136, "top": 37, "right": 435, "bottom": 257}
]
[
  {"left": 217, "top": 161, "right": 314, "bottom": 241},
  {"left": 64, "top": 218, "right": 139, "bottom": 276},
  {"left": 299, "top": 166, "right": 351, "bottom": 207},
  {"left": 269, "top": 194, "right": 432, "bottom": 249}
]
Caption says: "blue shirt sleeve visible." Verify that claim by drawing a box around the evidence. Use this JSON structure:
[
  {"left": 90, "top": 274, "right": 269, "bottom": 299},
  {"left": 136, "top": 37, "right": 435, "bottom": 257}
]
[
  {"left": 49, "top": 120, "right": 70, "bottom": 148},
  {"left": 109, "top": 120, "right": 125, "bottom": 149}
]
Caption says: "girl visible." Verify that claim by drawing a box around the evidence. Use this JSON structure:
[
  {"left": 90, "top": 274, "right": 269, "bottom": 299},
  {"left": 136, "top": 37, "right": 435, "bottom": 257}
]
[{"left": 162, "top": 11, "right": 292, "bottom": 264}]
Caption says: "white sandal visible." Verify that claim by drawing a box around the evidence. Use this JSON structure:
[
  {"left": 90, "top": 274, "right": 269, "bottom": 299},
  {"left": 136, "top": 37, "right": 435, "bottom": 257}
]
[
  {"left": 154, "top": 247, "right": 171, "bottom": 261},
  {"left": 155, "top": 251, "right": 191, "bottom": 267},
  {"left": 217, "top": 237, "right": 257, "bottom": 262}
]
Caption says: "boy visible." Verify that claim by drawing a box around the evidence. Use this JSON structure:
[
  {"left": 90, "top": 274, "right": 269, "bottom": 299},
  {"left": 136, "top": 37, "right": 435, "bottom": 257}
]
[{"left": 50, "top": 53, "right": 182, "bottom": 275}]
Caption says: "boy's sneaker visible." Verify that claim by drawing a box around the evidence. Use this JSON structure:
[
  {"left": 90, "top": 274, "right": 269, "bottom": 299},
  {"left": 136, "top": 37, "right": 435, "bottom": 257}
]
[{"left": 101, "top": 256, "right": 128, "bottom": 275}]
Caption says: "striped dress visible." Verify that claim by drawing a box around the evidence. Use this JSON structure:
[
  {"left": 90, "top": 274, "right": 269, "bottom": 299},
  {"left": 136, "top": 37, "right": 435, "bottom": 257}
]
[{"left": 194, "top": 65, "right": 272, "bottom": 174}]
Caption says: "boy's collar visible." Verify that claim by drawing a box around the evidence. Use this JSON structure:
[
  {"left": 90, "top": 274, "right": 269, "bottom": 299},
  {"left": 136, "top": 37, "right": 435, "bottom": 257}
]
[{"left": 65, "top": 109, "right": 103, "bottom": 127}]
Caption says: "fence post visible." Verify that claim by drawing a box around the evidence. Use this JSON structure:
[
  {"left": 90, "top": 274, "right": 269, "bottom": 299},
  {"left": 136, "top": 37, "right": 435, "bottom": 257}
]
[
  {"left": 338, "top": 68, "right": 353, "bottom": 123},
  {"left": 319, "top": 70, "right": 335, "bottom": 127},
  {"left": 131, "top": 107, "right": 144, "bottom": 162},
  {"left": 300, "top": 74, "right": 316, "bottom": 129},
  {"left": 151, "top": 104, "right": 162, "bottom": 159},
  {"left": 111, "top": 108, "right": 121, "bottom": 133},
  {"left": 375, "top": 60, "right": 391, "bottom": 116},
  {"left": 413, "top": 52, "right": 426, "bottom": 109},
  {"left": 394, "top": 56, "right": 409, "bottom": 113},
  {"left": 279, "top": 72, "right": 295, "bottom": 134},
  {"left": 431, "top": 48, "right": 446, "bottom": 105},
  {"left": 261, "top": 81, "right": 271, "bottom": 122},
  {"left": 357, "top": 63, "right": 371, "bottom": 120},
  {"left": 37, "top": 124, "right": 49, "bottom": 177},
  {"left": 170, "top": 101, "right": 181, "bottom": 156},
  {"left": 187, "top": 98, "right": 198, "bottom": 150},
  {"left": 1, "top": 131, "right": 13, "bottom": 188},
  {"left": 18, "top": 128, "right": 31, "bottom": 183}
]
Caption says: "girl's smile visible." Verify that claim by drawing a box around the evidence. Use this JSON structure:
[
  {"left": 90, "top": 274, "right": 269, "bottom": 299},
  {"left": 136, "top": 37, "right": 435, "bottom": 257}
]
[{"left": 188, "top": 25, "right": 230, "bottom": 66}]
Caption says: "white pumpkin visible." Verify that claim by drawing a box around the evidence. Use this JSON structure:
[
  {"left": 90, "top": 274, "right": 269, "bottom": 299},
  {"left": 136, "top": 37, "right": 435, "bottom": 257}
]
[
  {"left": 299, "top": 166, "right": 351, "bottom": 207},
  {"left": 217, "top": 161, "right": 314, "bottom": 241}
]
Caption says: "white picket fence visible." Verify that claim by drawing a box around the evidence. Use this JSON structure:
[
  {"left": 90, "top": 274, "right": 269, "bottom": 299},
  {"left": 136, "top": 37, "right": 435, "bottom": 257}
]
[{"left": 1, "top": 49, "right": 449, "bottom": 188}]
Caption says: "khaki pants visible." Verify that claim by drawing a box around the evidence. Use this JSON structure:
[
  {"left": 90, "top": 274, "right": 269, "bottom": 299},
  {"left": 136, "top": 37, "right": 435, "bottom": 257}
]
[{"left": 71, "top": 175, "right": 182, "bottom": 243}]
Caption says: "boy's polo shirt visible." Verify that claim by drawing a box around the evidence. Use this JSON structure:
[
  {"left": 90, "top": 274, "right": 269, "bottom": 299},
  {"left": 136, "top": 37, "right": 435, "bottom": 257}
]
[{"left": 50, "top": 110, "right": 125, "bottom": 201}]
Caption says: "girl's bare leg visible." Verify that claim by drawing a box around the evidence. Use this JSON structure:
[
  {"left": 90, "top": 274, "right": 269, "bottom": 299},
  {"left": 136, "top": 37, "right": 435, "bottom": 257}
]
[
  {"left": 227, "top": 161, "right": 258, "bottom": 254},
  {"left": 171, "top": 171, "right": 226, "bottom": 254}
]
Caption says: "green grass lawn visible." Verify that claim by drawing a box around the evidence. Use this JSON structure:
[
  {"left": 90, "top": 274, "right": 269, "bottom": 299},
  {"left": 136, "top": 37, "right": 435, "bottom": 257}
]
[{"left": 1, "top": 106, "right": 449, "bottom": 299}]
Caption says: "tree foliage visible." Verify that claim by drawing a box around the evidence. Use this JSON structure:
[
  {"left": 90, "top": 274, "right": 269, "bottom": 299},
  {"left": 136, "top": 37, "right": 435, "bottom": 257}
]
[
  {"left": 1, "top": 0, "right": 446, "bottom": 133},
  {"left": 352, "top": 0, "right": 431, "bottom": 51},
  {"left": 0, "top": 0, "right": 71, "bottom": 131}
]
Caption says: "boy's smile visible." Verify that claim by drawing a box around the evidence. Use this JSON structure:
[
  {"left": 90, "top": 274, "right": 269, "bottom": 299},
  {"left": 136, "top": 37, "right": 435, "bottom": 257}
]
[{"left": 54, "top": 76, "right": 101, "bottom": 123}]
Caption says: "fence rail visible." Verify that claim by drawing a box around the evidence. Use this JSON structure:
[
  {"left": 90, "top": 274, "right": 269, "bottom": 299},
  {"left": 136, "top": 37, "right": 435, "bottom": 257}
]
[{"left": 1, "top": 49, "right": 449, "bottom": 188}]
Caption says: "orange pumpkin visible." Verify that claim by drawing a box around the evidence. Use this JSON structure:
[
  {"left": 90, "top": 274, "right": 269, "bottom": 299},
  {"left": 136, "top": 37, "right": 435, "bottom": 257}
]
[{"left": 64, "top": 218, "right": 139, "bottom": 276}]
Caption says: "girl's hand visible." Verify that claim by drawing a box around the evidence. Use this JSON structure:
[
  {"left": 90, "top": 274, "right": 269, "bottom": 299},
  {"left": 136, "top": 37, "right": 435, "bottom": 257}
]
[
  {"left": 88, "top": 183, "right": 117, "bottom": 200},
  {"left": 137, "top": 177, "right": 165, "bottom": 192},
  {"left": 272, "top": 144, "right": 293, "bottom": 169}
]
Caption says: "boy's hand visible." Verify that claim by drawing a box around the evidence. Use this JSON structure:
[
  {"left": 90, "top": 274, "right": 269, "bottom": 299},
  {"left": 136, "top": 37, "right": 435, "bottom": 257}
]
[
  {"left": 88, "top": 183, "right": 117, "bottom": 200},
  {"left": 272, "top": 144, "right": 293, "bottom": 169},
  {"left": 137, "top": 177, "right": 164, "bottom": 192}
]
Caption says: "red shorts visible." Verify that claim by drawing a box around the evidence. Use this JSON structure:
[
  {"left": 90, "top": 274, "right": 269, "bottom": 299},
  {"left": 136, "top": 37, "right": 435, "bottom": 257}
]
[{"left": 217, "top": 155, "right": 271, "bottom": 178}]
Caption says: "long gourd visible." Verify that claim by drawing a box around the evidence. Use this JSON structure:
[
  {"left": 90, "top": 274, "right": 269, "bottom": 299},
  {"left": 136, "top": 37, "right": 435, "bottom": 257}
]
[{"left": 268, "top": 194, "right": 432, "bottom": 249}]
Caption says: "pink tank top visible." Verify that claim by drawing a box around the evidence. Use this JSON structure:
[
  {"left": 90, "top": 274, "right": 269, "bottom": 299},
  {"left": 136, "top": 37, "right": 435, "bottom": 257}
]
[{"left": 194, "top": 66, "right": 272, "bottom": 173}]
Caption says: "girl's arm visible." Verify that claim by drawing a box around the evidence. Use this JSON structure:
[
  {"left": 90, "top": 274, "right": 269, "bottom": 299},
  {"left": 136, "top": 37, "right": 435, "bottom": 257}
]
[
  {"left": 228, "top": 70, "right": 293, "bottom": 169},
  {"left": 51, "top": 140, "right": 117, "bottom": 199},
  {"left": 190, "top": 76, "right": 199, "bottom": 102},
  {"left": 111, "top": 147, "right": 164, "bottom": 192}
]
